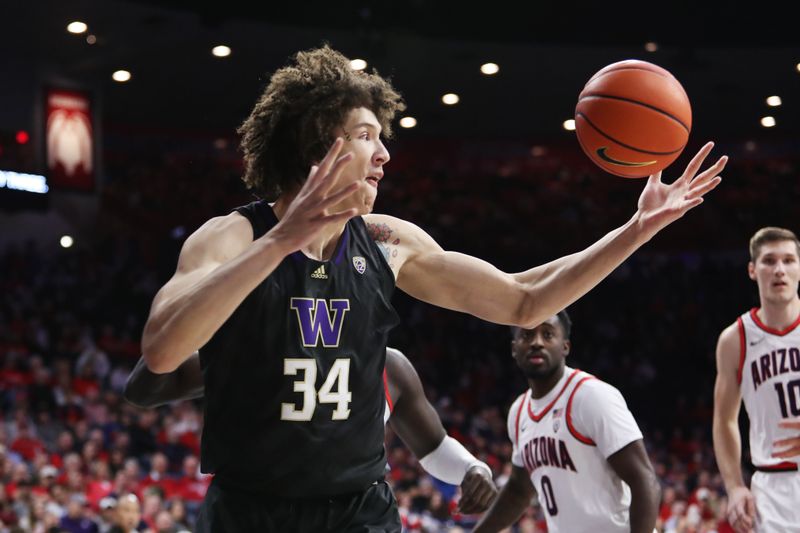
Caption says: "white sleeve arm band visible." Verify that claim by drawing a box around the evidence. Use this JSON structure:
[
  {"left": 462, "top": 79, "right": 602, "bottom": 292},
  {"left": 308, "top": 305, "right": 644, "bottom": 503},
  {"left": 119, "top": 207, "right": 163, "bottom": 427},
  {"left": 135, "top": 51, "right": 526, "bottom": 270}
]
[{"left": 418, "top": 436, "right": 492, "bottom": 485}]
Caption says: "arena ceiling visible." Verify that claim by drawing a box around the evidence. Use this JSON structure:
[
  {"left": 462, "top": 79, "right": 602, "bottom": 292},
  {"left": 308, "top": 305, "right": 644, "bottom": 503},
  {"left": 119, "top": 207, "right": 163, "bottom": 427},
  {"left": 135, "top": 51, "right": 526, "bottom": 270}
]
[{"left": 5, "top": 1, "right": 800, "bottom": 140}]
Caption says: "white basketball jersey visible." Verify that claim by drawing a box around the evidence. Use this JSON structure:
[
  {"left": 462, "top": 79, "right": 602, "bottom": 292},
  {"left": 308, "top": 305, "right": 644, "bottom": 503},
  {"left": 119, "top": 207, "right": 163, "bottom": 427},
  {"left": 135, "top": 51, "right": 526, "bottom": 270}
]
[
  {"left": 507, "top": 367, "right": 643, "bottom": 533},
  {"left": 738, "top": 308, "right": 800, "bottom": 470}
]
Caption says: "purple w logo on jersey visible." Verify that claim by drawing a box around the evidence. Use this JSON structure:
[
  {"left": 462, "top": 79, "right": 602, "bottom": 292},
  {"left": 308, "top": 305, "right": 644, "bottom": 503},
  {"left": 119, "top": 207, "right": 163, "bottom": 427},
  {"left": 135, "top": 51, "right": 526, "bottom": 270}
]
[{"left": 290, "top": 298, "right": 350, "bottom": 347}]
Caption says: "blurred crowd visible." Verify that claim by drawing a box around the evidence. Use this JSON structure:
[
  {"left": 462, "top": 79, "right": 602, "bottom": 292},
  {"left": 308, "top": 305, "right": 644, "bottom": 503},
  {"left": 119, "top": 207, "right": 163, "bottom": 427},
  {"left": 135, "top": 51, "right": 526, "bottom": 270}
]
[{"left": 3, "top": 136, "right": 799, "bottom": 532}]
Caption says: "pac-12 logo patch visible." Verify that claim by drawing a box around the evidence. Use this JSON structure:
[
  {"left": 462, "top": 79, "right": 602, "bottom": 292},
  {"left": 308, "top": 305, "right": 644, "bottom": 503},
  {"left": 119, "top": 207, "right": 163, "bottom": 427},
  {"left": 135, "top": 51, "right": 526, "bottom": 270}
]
[{"left": 353, "top": 256, "right": 366, "bottom": 274}]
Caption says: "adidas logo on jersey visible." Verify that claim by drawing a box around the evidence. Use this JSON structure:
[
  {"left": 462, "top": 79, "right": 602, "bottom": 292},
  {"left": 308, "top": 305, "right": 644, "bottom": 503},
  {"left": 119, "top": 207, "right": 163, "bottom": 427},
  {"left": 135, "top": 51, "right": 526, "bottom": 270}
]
[{"left": 310, "top": 265, "right": 328, "bottom": 279}]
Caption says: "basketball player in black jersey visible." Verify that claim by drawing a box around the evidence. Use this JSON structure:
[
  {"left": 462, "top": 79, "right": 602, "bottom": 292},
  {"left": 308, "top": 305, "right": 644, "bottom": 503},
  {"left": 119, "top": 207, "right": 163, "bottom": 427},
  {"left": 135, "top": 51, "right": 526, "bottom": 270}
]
[
  {"left": 140, "top": 46, "right": 725, "bottom": 532},
  {"left": 124, "top": 348, "right": 498, "bottom": 515}
]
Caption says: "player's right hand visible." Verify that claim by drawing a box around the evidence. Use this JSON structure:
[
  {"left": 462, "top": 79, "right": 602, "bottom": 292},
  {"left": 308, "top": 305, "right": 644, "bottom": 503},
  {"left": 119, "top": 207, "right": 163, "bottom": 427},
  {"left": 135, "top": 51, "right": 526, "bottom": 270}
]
[
  {"left": 269, "top": 137, "right": 359, "bottom": 253},
  {"left": 726, "top": 486, "right": 756, "bottom": 533}
]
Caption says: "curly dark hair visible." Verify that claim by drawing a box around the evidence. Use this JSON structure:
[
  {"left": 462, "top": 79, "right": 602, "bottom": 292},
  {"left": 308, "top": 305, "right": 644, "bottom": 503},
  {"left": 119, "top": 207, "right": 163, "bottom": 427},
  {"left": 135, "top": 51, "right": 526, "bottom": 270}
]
[{"left": 237, "top": 45, "right": 406, "bottom": 199}]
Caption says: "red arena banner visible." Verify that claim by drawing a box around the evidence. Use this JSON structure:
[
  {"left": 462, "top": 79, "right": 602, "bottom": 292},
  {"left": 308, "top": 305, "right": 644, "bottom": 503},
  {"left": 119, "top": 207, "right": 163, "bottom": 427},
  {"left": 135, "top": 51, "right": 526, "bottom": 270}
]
[{"left": 45, "top": 88, "right": 94, "bottom": 191}]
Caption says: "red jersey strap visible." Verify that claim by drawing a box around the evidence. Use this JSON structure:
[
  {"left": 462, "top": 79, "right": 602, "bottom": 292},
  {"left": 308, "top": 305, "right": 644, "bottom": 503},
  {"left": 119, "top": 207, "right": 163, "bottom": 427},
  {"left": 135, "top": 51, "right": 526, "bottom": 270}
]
[
  {"left": 528, "top": 369, "right": 580, "bottom": 422},
  {"left": 514, "top": 390, "right": 530, "bottom": 446},
  {"left": 566, "top": 375, "right": 598, "bottom": 446},
  {"left": 736, "top": 316, "right": 746, "bottom": 385},
  {"left": 383, "top": 368, "right": 393, "bottom": 413}
]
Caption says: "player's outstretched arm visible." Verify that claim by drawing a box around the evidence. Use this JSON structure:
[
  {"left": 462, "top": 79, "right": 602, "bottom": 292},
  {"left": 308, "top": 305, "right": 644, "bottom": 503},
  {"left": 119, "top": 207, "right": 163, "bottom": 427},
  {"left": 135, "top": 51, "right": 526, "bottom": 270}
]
[
  {"left": 607, "top": 440, "right": 660, "bottom": 533},
  {"left": 124, "top": 353, "right": 204, "bottom": 408},
  {"left": 472, "top": 465, "right": 534, "bottom": 533},
  {"left": 379, "top": 143, "right": 725, "bottom": 328},
  {"left": 386, "top": 348, "right": 496, "bottom": 513},
  {"left": 713, "top": 323, "right": 755, "bottom": 533},
  {"left": 142, "top": 139, "right": 359, "bottom": 373}
]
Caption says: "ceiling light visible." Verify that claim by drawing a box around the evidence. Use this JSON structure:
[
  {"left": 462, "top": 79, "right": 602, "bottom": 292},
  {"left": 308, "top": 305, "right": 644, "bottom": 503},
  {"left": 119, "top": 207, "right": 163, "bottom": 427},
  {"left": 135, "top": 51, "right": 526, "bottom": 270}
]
[
  {"left": 212, "top": 45, "right": 231, "bottom": 58},
  {"left": 480, "top": 63, "right": 499, "bottom": 75},
  {"left": 67, "top": 21, "right": 87, "bottom": 34},
  {"left": 112, "top": 70, "right": 131, "bottom": 82},
  {"left": 442, "top": 93, "right": 460, "bottom": 105}
]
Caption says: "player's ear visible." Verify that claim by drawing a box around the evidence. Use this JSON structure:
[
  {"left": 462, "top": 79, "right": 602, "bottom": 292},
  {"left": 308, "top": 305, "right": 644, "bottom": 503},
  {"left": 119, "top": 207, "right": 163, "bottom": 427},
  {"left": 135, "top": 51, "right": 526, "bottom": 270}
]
[
  {"left": 563, "top": 340, "right": 571, "bottom": 356},
  {"left": 747, "top": 261, "right": 756, "bottom": 281}
]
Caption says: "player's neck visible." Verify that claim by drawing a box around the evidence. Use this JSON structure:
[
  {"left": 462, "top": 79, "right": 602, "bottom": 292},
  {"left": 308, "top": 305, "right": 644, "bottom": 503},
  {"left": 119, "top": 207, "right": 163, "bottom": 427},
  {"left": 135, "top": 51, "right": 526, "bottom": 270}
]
[
  {"left": 756, "top": 297, "right": 800, "bottom": 330},
  {"left": 272, "top": 194, "right": 348, "bottom": 261},
  {"left": 528, "top": 365, "right": 566, "bottom": 399},
  {"left": 304, "top": 225, "right": 348, "bottom": 261}
]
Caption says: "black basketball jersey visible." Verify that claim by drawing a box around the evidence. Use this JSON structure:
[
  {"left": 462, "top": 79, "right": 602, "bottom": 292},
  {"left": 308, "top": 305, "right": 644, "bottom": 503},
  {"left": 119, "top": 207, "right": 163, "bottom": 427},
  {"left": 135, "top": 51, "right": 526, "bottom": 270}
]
[{"left": 199, "top": 200, "right": 399, "bottom": 497}]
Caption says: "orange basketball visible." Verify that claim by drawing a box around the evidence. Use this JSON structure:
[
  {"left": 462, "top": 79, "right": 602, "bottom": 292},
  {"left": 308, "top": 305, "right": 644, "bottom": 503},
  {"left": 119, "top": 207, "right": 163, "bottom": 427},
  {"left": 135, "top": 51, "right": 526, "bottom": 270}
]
[{"left": 574, "top": 60, "right": 691, "bottom": 178}]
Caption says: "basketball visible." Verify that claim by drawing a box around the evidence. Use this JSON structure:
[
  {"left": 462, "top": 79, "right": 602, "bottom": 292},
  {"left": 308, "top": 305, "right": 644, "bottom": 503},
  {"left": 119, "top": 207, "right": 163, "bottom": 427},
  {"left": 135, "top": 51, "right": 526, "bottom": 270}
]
[{"left": 574, "top": 60, "right": 692, "bottom": 178}]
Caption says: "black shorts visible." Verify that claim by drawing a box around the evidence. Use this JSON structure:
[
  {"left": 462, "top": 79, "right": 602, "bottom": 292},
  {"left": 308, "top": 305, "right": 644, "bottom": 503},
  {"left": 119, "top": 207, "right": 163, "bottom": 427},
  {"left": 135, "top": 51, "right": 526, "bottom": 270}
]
[{"left": 195, "top": 479, "right": 401, "bottom": 533}]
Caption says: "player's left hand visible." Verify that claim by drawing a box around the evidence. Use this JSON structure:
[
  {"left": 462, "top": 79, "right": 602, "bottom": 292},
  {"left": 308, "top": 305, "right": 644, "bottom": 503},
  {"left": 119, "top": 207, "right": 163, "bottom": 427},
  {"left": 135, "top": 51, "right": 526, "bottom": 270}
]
[
  {"left": 635, "top": 141, "right": 726, "bottom": 237},
  {"left": 772, "top": 418, "right": 800, "bottom": 458},
  {"left": 456, "top": 465, "right": 497, "bottom": 514}
]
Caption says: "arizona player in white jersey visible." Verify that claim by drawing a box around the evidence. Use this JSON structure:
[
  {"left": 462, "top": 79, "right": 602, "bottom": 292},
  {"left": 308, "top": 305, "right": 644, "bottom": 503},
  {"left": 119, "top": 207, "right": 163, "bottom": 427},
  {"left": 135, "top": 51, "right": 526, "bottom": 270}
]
[
  {"left": 474, "top": 310, "right": 660, "bottom": 533},
  {"left": 713, "top": 227, "right": 800, "bottom": 533}
]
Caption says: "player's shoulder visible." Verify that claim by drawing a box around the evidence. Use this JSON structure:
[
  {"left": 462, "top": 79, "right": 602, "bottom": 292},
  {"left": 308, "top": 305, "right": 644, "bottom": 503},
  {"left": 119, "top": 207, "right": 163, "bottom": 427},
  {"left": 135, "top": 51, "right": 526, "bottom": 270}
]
[
  {"left": 384, "top": 347, "right": 423, "bottom": 402},
  {"left": 511, "top": 389, "right": 530, "bottom": 409},
  {"left": 506, "top": 389, "right": 529, "bottom": 426},
  {"left": 188, "top": 211, "right": 252, "bottom": 245},
  {"left": 363, "top": 214, "right": 430, "bottom": 242},
  {"left": 363, "top": 213, "right": 404, "bottom": 226},
  {"left": 570, "top": 373, "right": 624, "bottom": 405},
  {"left": 385, "top": 346, "right": 408, "bottom": 363},
  {"left": 364, "top": 213, "right": 412, "bottom": 232},
  {"left": 715, "top": 318, "right": 746, "bottom": 373},
  {"left": 718, "top": 319, "right": 742, "bottom": 343},
  {"left": 179, "top": 211, "right": 252, "bottom": 269},
  {"left": 385, "top": 347, "right": 414, "bottom": 380},
  {"left": 716, "top": 318, "right": 744, "bottom": 358}
]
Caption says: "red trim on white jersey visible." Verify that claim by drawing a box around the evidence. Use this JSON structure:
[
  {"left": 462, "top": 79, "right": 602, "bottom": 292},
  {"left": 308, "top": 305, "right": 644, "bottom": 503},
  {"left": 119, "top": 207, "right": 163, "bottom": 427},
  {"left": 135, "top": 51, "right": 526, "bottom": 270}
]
[
  {"left": 736, "top": 316, "right": 746, "bottom": 385},
  {"left": 749, "top": 307, "right": 800, "bottom": 336},
  {"left": 753, "top": 461, "right": 798, "bottom": 472},
  {"left": 383, "top": 369, "right": 393, "bottom": 413},
  {"left": 527, "top": 369, "right": 580, "bottom": 422},
  {"left": 566, "top": 375, "right": 598, "bottom": 446},
  {"left": 515, "top": 390, "right": 530, "bottom": 446}
]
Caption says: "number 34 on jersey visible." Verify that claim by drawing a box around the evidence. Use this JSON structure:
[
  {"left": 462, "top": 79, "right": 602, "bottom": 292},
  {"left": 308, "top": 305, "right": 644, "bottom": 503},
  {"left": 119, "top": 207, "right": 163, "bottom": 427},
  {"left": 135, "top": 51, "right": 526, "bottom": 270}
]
[{"left": 281, "top": 297, "right": 353, "bottom": 422}]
